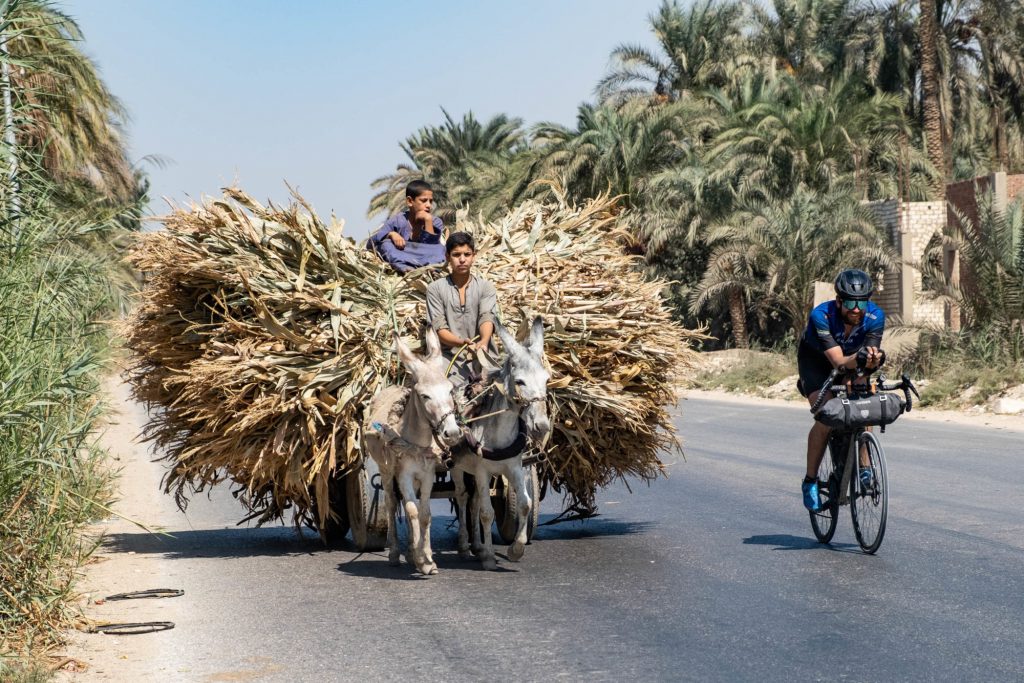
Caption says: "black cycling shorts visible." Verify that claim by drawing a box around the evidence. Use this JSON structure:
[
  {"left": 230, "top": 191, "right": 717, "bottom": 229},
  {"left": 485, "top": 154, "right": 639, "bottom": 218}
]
[{"left": 797, "top": 340, "right": 834, "bottom": 398}]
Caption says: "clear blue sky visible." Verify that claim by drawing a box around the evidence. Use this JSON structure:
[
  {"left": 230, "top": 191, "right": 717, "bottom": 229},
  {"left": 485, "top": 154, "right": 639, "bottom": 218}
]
[{"left": 64, "top": 0, "right": 662, "bottom": 236}]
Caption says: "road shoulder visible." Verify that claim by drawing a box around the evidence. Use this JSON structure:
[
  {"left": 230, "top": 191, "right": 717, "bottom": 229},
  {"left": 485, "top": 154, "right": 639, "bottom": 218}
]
[
  {"left": 684, "top": 388, "right": 1024, "bottom": 432},
  {"left": 56, "top": 376, "right": 181, "bottom": 682}
]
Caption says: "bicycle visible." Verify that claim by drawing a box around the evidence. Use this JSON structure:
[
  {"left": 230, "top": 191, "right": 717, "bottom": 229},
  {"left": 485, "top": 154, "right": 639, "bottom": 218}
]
[{"left": 807, "top": 359, "right": 919, "bottom": 554}]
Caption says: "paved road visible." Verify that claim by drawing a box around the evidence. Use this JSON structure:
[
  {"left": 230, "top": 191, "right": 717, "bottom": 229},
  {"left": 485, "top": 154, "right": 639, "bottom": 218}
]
[{"left": 88, "top": 396, "right": 1024, "bottom": 682}]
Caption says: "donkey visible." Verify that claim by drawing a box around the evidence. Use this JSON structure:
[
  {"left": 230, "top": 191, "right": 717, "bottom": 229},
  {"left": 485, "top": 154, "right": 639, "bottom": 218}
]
[
  {"left": 452, "top": 317, "right": 551, "bottom": 570},
  {"left": 362, "top": 328, "right": 463, "bottom": 575}
]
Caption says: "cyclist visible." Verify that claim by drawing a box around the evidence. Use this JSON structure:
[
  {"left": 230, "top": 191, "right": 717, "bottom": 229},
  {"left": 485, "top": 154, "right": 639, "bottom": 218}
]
[{"left": 798, "top": 268, "right": 885, "bottom": 511}]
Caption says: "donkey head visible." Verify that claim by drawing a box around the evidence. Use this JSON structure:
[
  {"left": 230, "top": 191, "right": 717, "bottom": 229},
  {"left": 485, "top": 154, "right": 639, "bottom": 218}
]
[
  {"left": 494, "top": 316, "right": 551, "bottom": 442},
  {"left": 395, "top": 328, "right": 463, "bottom": 447}
]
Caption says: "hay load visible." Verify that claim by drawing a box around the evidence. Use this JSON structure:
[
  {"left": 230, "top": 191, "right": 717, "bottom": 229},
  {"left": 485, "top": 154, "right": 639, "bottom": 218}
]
[{"left": 123, "top": 187, "right": 701, "bottom": 530}]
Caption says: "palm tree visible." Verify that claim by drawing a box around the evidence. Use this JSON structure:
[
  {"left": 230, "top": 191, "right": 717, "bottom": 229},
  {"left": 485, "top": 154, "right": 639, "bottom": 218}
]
[
  {"left": 749, "top": 0, "right": 877, "bottom": 84},
  {"left": 368, "top": 109, "right": 525, "bottom": 222},
  {"left": 529, "top": 98, "right": 695, "bottom": 207},
  {"left": 691, "top": 183, "right": 896, "bottom": 345},
  {"left": 965, "top": 0, "right": 1024, "bottom": 172},
  {"left": 4, "top": 0, "right": 136, "bottom": 204},
  {"left": 704, "top": 72, "right": 932, "bottom": 201},
  {"left": 596, "top": 0, "right": 748, "bottom": 104}
]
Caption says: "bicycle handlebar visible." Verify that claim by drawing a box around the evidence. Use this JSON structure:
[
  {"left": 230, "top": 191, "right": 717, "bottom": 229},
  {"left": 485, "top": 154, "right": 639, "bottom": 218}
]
[
  {"left": 809, "top": 365, "right": 920, "bottom": 415},
  {"left": 809, "top": 368, "right": 840, "bottom": 413}
]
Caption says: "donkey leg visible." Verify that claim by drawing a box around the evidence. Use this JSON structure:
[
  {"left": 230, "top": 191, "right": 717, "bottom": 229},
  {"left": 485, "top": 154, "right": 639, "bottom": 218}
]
[
  {"left": 417, "top": 470, "right": 437, "bottom": 575},
  {"left": 453, "top": 469, "right": 473, "bottom": 560},
  {"left": 474, "top": 466, "right": 498, "bottom": 570},
  {"left": 507, "top": 464, "right": 531, "bottom": 562},
  {"left": 397, "top": 471, "right": 423, "bottom": 571},
  {"left": 382, "top": 471, "right": 401, "bottom": 566}
]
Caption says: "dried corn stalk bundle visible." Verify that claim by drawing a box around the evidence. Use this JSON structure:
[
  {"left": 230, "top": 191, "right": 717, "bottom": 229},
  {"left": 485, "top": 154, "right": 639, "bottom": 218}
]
[
  {"left": 461, "top": 196, "right": 702, "bottom": 511},
  {"left": 122, "top": 187, "right": 700, "bottom": 528}
]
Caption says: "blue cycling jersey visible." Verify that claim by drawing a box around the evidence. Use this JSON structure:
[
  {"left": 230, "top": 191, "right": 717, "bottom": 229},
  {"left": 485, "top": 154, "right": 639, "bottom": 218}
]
[{"left": 802, "top": 300, "right": 885, "bottom": 354}]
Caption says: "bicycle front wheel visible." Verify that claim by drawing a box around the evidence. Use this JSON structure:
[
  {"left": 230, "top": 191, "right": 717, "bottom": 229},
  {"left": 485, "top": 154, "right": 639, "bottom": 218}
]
[
  {"left": 809, "top": 440, "right": 840, "bottom": 543},
  {"left": 850, "top": 431, "right": 888, "bottom": 553}
]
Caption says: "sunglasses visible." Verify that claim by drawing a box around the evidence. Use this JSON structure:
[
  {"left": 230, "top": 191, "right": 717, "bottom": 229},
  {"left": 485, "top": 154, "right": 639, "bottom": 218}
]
[{"left": 841, "top": 299, "right": 868, "bottom": 311}]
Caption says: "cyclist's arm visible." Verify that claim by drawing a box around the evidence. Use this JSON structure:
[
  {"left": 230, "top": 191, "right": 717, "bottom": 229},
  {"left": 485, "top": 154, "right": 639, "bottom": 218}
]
[{"left": 823, "top": 346, "right": 860, "bottom": 371}]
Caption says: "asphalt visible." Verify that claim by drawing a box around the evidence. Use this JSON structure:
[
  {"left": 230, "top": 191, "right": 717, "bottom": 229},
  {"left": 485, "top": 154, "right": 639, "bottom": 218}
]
[{"left": 87, "top": 395, "right": 1024, "bottom": 682}]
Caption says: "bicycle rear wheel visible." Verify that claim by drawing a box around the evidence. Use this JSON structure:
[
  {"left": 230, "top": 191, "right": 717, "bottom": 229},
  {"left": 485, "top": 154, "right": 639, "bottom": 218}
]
[
  {"left": 850, "top": 431, "right": 888, "bottom": 553},
  {"left": 809, "top": 439, "right": 840, "bottom": 543}
]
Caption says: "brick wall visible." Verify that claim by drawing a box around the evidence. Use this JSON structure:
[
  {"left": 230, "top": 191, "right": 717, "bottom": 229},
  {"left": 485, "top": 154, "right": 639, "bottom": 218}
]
[
  {"left": 902, "top": 202, "right": 946, "bottom": 328},
  {"left": 946, "top": 175, "right": 991, "bottom": 231},
  {"left": 865, "top": 199, "right": 901, "bottom": 316},
  {"left": 863, "top": 199, "right": 945, "bottom": 327},
  {"left": 859, "top": 173, "right": 1024, "bottom": 331},
  {"left": 1007, "top": 174, "right": 1024, "bottom": 204}
]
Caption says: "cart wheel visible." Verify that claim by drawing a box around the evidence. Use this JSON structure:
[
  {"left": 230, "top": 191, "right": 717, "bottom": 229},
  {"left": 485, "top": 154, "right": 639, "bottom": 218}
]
[
  {"left": 346, "top": 458, "right": 387, "bottom": 552},
  {"left": 493, "top": 464, "right": 541, "bottom": 544},
  {"left": 316, "top": 473, "right": 351, "bottom": 545}
]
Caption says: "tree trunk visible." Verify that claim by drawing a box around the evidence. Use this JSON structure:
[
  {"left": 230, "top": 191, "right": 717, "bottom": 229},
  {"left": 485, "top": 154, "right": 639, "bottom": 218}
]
[
  {"left": 727, "top": 287, "right": 749, "bottom": 349},
  {"left": 920, "top": 0, "right": 959, "bottom": 330},
  {"left": 0, "top": 9, "right": 18, "bottom": 224},
  {"left": 919, "top": 0, "right": 947, "bottom": 201},
  {"left": 992, "top": 98, "right": 1008, "bottom": 172}
]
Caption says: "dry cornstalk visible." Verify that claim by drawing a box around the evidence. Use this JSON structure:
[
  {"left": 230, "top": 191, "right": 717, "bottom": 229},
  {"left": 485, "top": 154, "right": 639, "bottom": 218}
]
[{"left": 121, "top": 186, "right": 702, "bottom": 529}]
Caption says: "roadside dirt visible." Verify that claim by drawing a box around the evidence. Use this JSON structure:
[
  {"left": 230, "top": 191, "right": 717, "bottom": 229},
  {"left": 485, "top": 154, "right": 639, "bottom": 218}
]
[
  {"left": 685, "top": 388, "right": 1024, "bottom": 432},
  {"left": 55, "top": 376, "right": 182, "bottom": 681}
]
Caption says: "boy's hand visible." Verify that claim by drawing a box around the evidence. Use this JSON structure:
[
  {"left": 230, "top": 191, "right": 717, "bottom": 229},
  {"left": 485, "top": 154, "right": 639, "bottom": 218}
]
[
  {"left": 387, "top": 231, "right": 406, "bottom": 249},
  {"left": 416, "top": 210, "right": 435, "bottom": 233}
]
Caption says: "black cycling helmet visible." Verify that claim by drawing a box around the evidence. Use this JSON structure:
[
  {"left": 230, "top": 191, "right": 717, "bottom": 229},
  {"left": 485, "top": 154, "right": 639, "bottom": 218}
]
[{"left": 834, "top": 268, "right": 873, "bottom": 300}]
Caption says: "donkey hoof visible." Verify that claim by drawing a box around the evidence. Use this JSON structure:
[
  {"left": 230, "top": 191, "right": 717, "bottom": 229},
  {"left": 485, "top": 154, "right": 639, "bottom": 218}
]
[
  {"left": 481, "top": 557, "right": 497, "bottom": 571},
  {"left": 388, "top": 551, "right": 401, "bottom": 567},
  {"left": 507, "top": 542, "right": 525, "bottom": 562},
  {"left": 419, "top": 562, "right": 438, "bottom": 576},
  {"left": 457, "top": 548, "right": 474, "bottom": 561}
]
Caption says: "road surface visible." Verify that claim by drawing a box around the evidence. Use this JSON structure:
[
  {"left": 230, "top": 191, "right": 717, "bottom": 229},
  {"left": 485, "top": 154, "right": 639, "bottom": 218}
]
[{"left": 62, "top": 385, "right": 1024, "bottom": 682}]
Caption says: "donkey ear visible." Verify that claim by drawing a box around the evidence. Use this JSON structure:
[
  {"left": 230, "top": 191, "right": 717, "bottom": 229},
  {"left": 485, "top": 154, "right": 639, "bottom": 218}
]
[
  {"left": 525, "top": 316, "right": 545, "bottom": 355},
  {"left": 424, "top": 326, "right": 442, "bottom": 360},
  {"left": 494, "top": 319, "right": 520, "bottom": 354},
  {"left": 394, "top": 333, "right": 420, "bottom": 372}
]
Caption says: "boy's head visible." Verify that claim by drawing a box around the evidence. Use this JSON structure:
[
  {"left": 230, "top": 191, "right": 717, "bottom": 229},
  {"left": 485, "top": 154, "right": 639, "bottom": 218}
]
[
  {"left": 445, "top": 231, "right": 476, "bottom": 275},
  {"left": 405, "top": 180, "right": 434, "bottom": 217}
]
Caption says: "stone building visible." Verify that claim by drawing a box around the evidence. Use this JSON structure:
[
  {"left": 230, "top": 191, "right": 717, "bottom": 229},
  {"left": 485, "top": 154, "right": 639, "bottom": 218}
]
[{"left": 862, "top": 171, "right": 1024, "bottom": 328}]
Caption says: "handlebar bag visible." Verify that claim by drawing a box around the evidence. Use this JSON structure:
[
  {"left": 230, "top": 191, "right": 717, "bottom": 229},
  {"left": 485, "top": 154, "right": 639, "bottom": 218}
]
[{"left": 815, "top": 392, "right": 906, "bottom": 429}]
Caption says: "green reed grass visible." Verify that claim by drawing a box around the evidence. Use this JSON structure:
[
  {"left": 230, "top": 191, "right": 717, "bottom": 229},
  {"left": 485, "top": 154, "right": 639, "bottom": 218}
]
[{"left": 0, "top": 200, "right": 130, "bottom": 659}]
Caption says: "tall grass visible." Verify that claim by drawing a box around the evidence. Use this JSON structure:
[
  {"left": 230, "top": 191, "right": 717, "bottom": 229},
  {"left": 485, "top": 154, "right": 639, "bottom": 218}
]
[
  {"left": 0, "top": 0, "right": 144, "bottom": 667},
  {"left": 0, "top": 190, "right": 133, "bottom": 660}
]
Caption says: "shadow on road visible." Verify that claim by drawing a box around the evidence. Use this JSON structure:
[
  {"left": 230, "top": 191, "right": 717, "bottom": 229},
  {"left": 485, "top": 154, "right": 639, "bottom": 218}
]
[
  {"left": 532, "top": 515, "right": 655, "bottom": 541},
  {"left": 336, "top": 551, "right": 517, "bottom": 580},
  {"left": 742, "top": 534, "right": 859, "bottom": 552},
  {"left": 102, "top": 526, "right": 322, "bottom": 559}
]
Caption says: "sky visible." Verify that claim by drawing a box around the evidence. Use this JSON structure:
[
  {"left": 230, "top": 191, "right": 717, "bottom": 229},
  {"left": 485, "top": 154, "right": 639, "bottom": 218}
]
[{"left": 63, "top": 0, "right": 663, "bottom": 237}]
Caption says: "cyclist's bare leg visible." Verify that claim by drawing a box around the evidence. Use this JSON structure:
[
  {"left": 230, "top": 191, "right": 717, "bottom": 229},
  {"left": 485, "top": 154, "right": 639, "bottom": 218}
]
[
  {"left": 859, "top": 426, "right": 873, "bottom": 467},
  {"left": 806, "top": 389, "right": 832, "bottom": 479}
]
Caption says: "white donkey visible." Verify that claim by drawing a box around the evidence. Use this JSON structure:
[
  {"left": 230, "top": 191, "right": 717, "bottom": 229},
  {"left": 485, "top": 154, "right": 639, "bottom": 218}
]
[
  {"left": 362, "top": 328, "right": 463, "bottom": 575},
  {"left": 452, "top": 317, "right": 551, "bottom": 570}
]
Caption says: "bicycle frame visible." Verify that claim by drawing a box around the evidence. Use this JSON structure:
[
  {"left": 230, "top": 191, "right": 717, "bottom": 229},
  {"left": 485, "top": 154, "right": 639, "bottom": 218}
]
[{"left": 828, "top": 427, "right": 865, "bottom": 506}]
